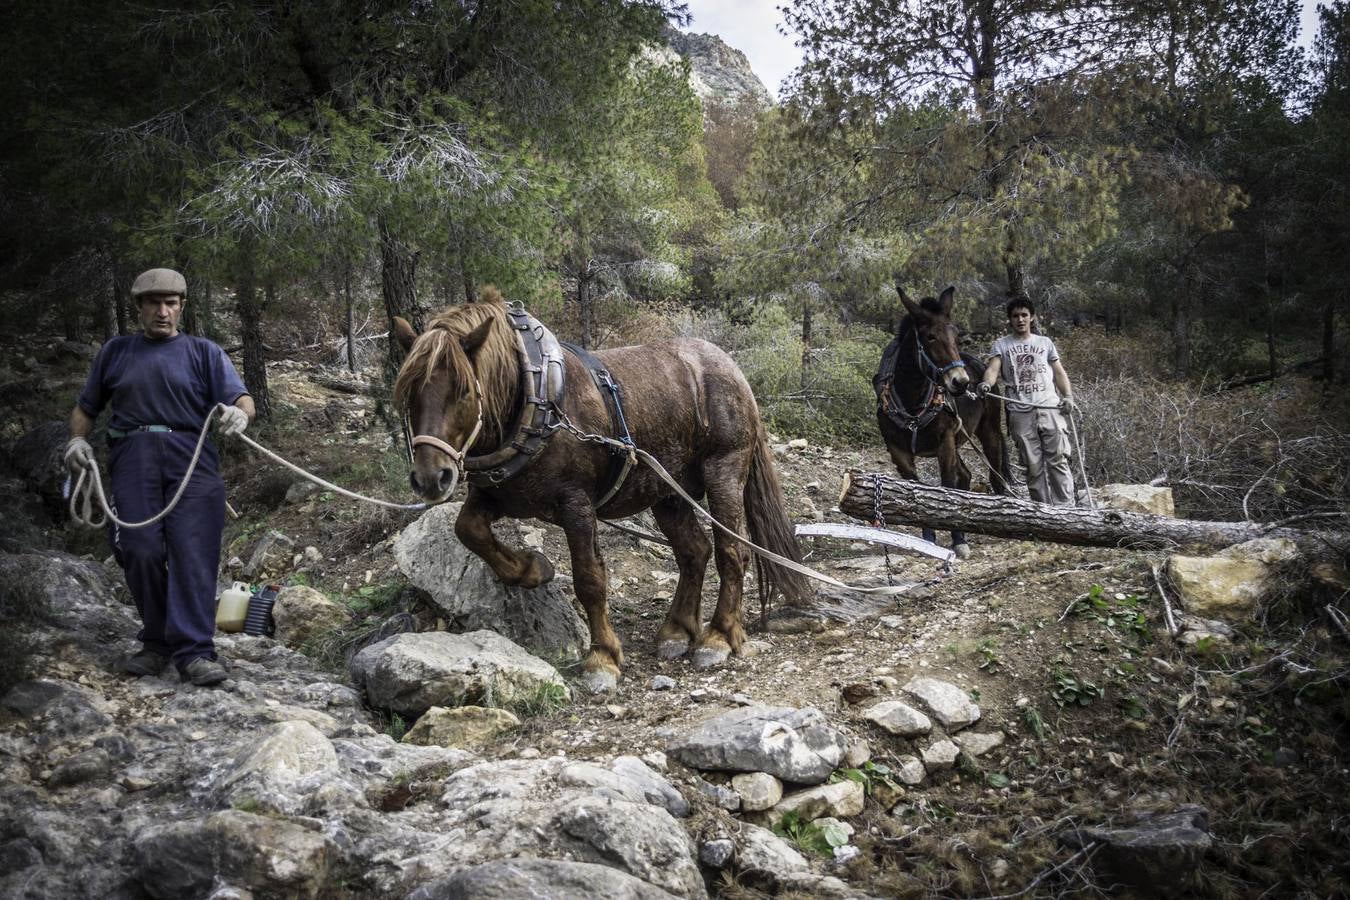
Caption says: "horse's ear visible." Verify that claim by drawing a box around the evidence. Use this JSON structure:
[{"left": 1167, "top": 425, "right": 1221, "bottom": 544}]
[
  {"left": 894, "top": 278, "right": 921, "bottom": 317},
  {"left": 938, "top": 286, "right": 955, "bottom": 315},
  {"left": 393, "top": 316, "right": 418, "bottom": 352},
  {"left": 459, "top": 317, "right": 494, "bottom": 356}
]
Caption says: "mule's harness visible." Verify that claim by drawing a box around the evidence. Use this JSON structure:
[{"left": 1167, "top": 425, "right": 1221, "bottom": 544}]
[{"left": 877, "top": 323, "right": 967, "bottom": 453}]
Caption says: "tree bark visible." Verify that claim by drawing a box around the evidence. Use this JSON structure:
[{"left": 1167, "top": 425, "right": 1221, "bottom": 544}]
[
  {"left": 235, "top": 245, "right": 270, "bottom": 420},
  {"left": 379, "top": 216, "right": 421, "bottom": 387},
  {"left": 1323, "top": 295, "right": 1337, "bottom": 385},
  {"left": 578, "top": 268, "right": 595, "bottom": 349},
  {"left": 800, "top": 301, "right": 813, "bottom": 390},
  {"left": 344, "top": 262, "right": 356, "bottom": 374},
  {"left": 837, "top": 471, "right": 1310, "bottom": 551}
]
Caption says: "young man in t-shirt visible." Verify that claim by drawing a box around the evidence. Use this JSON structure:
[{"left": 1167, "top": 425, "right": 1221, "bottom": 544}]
[
  {"left": 977, "top": 296, "right": 1078, "bottom": 505},
  {"left": 63, "top": 268, "right": 255, "bottom": 686}
]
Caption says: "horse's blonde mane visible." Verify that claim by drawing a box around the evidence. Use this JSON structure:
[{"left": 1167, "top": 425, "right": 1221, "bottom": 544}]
[{"left": 393, "top": 286, "right": 519, "bottom": 443}]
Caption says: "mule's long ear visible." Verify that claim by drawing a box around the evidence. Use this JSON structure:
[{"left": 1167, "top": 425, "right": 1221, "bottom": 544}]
[
  {"left": 393, "top": 316, "right": 417, "bottom": 352},
  {"left": 894, "top": 278, "right": 921, "bottom": 317},
  {"left": 938, "top": 286, "right": 955, "bottom": 315},
  {"left": 460, "top": 317, "right": 494, "bottom": 356}
]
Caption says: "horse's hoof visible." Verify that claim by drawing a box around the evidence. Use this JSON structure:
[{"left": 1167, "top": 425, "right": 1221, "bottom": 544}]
[
  {"left": 954, "top": 543, "right": 971, "bottom": 560},
  {"left": 519, "top": 551, "right": 555, "bottom": 588},
  {"left": 657, "top": 638, "right": 689, "bottom": 660},
  {"left": 691, "top": 645, "right": 730, "bottom": 669},
  {"left": 579, "top": 668, "right": 618, "bottom": 694}
]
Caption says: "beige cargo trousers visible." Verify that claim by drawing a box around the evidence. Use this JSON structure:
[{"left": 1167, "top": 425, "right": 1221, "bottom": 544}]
[{"left": 1008, "top": 407, "right": 1075, "bottom": 505}]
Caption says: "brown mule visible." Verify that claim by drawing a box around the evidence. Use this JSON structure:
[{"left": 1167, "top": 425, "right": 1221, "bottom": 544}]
[
  {"left": 874, "top": 283, "right": 1010, "bottom": 558},
  {"left": 393, "top": 288, "right": 810, "bottom": 692}
]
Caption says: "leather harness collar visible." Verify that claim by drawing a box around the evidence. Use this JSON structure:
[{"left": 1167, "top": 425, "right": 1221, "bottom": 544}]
[
  {"left": 456, "top": 304, "right": 636, "bottom": 512},
  {"left": 461, "top": 303, "right": 567, "bottom": 486}
]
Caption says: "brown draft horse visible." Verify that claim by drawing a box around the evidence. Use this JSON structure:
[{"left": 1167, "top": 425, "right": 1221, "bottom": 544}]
[
  {"left": 874, "top": 284, "right": 1009, "bottom": 558},
  {"left": 393, "top": 289, "right": 810, "bottom": 692}
]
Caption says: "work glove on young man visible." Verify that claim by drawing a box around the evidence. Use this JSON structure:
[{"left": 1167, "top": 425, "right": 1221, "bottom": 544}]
[
  {"left": 218, "top": 405, "right": 250, "bottom": 436},
  {"left": 63, "top": 438, "right": 94, "bottom": 473},
  {"left": 1059, "top": 395, "right": 1079, "bottom": 415},
  {"left": 975, "top": 382, "right": 993, "bottom": 398}
]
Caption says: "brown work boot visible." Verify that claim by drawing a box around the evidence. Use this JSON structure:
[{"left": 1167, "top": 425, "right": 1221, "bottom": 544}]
[
  {"left": 122, "top": 648, "right": 169, "bottom": 677},
  {"left": 182, "top": 657, "right": 229, "bottom": 687}
]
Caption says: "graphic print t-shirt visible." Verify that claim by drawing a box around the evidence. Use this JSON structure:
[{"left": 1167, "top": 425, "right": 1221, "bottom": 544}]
[{"left": 988, "top": 333, "right": 1061, "bottom": 414}]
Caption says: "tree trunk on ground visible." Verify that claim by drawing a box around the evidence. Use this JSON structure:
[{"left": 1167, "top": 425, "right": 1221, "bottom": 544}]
[
  {"left": 235, "top": 247, "right": 270, "bottom": 420},
  {"left": 837, "top": 471, "right": 1314, "bottom": 551}
]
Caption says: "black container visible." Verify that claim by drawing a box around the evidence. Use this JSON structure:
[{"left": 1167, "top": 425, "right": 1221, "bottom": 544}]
[{"left": 243, "top": 585, "right": 279, "bottom": 636}]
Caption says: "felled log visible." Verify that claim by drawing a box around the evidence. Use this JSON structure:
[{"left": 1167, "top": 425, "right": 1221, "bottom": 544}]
[{"left": 838, "top": 471, "right": 1310, "bottom": 551}]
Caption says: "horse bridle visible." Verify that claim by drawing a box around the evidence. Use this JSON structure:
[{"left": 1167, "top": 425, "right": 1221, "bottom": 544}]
[
  {"left": 914, "top": 328, "right": 966, "bottom": 385},
  {"left": 409, "top": 378, "right": 485, "bottom": 499}
]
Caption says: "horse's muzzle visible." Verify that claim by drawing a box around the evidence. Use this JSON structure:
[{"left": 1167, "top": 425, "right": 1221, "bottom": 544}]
[
  {"left": 409, "top": 465, "right": 460, "bottom": 503},
  {"left": 945, "top": 368, "right": 971, "bottom": 395}
]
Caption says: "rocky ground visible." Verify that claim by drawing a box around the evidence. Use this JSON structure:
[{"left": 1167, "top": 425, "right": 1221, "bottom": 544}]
[{"left": 1, "top": 340, "right": 1347, "bottom": 898}]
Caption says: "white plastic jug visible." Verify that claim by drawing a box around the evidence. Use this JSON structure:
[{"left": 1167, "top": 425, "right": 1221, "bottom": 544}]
[{"left": 216, "top": 581, "right": 251, "bottom": 633}]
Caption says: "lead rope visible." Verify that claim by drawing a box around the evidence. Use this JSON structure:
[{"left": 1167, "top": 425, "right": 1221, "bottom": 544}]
[
  {"left": 551, "top": 411, "right": 911, "bottom": 596},
  {"left": 70, "top": 404, "right": 428, "bottom": 529},
  {"left": 960, "top": 389, "right": 1095, "bottom": 508}
]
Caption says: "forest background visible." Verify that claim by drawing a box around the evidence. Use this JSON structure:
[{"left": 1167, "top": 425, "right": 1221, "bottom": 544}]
[{"left": 3, "top": 0, "right": 1348, "bottom": 523}]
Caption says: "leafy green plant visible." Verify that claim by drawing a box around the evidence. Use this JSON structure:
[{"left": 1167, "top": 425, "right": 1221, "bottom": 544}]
[
  {"left": 1051, "top": 666, "right": 1103, "bottom": 707},
  {"left": 773, "top": 811, "right": 850, "bottom": 856},
  {"left": 832, "top": 760, "right": 901, "bottom": 797},
  {"left": 975, "top": 638, "right": 1003, "bottom": 674}
]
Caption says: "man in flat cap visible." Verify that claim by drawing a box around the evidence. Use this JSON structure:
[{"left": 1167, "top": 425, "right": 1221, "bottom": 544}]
[{"left": 64, "top": 268, "right": 255, "bottom": 686}]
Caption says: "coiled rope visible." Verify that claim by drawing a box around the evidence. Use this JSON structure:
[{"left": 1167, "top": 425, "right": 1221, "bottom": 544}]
[{"left": 69, "top": 404, "right": 428, "bottom": 529}]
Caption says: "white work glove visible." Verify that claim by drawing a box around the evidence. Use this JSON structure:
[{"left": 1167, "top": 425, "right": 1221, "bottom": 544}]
[
  {"left": 975, "top": 382, "right": 993, "bottom": 398},
  {"left": 218, "top": 405, "right": 250, "bottom": 436},
  {"left": 1060, "top": 395, "right": 1079, "bottom": 415},
  {"left": 64, "top": 437, "right": 94, "bottom": 473}
]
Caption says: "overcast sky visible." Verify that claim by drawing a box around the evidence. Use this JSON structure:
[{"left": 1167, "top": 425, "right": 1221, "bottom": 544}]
[{"left": 682, "top": 1, "right": 1326, "bottom": 103}]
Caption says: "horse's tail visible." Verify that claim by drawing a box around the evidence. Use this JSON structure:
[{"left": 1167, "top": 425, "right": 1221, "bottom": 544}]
[{"left": 745, "top": 433, "right": 813, "bottom": 611}]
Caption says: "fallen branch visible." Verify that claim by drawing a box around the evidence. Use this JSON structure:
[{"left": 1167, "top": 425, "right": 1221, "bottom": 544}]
[
  {"left": 1151, "top": 563, "right": 1180, "bottom": 638},
  {"left": 309, "top": 374, "right": 377, "bottom": 396}
]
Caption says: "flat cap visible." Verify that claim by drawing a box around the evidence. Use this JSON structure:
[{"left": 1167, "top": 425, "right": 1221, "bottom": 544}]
[{"left": 130, "top": 268, "right": 187, "bottom": 298}]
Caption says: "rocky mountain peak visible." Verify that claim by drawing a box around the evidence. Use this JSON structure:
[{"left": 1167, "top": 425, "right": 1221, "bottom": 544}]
[{"left": 662, "top": 26, "right": 774, "bottom": 109}]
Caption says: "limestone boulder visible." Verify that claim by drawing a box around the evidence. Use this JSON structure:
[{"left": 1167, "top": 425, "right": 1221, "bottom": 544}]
[
  {"left": 403, "top": 705, "right": 520, "bottom": 751},
  {"left": 408, "top": 858, "right": 679, "bottom": 899},
  {"left": 1097, "top": 484, "right": 1175, "bottom": 517},
  {"left": 394, "top": 503, "right": 588, "bottom": 660},
  {"left": 272, "top": 585, "right": 351, "bottom": 648},
  {"left": 350, "top": 630, "right": 569, "bottom": 718},
  {"left": 667, "top": 706, "right": 847, "bottom": 785},
  {"left": 902, "top": 677, "right": 980, "bottom": 731},
  {"left": 763, "top": 779, "right": 864, "bottom": 827},
  {"left": 213, "top": 720, "right": 341, "bottom": 814},
  {"left": 861, "top": 700, "right": 932, "bottom": 736},
  {"left": 133, "top": 810, "right": 333, "bottom": 899},
  {"left": 1167, "top": 538, "right": 1299, "bottom": 621}
]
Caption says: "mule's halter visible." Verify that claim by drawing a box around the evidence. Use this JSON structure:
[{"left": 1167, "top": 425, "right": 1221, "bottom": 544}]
[
  {"left": 914, "top": 329, "right": 966, "bottom": 384},
  {"left": 409, "top": 378, "right": 485, "bottom": 496}
]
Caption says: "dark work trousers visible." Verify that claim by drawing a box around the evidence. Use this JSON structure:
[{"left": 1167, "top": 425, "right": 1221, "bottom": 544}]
[{"left": 107, "top": 432, "right": 225, "bottom": 670}]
